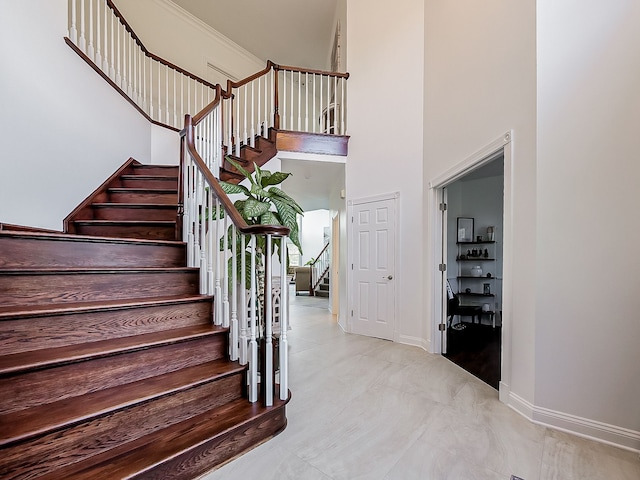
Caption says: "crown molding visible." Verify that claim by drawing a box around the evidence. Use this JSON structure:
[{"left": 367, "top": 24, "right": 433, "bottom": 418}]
[{"left": 152, "top": 0, "right": 265, "bottom": 68}]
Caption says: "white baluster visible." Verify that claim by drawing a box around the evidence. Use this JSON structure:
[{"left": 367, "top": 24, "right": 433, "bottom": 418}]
[
  {"left": 305, "top": 72, "right": 309, "bottom": 132},
  {"left": 101, "top": 1, "right": 109, "bottom": 72},
  {"left": 243, "top": 84, "right": 248, "bottom": 148},
  {"left": 250, "top": 81, "right": 255, "bottom": 147},
  {"left": 282, "top": 71, "right": 287, "bottom": 130},
  {"left": 142, "top": 53, "right": 147, "bottom": 113},
  {"left": 199, "top": 170, "right": 207, "bottom": 295},
  {"left": 207, "top": 189, "right": 214, "bottom": 296},
  {"left": 109, "top": 7, "right": 115, "bottom": 80},
  {"left": 334, "top": 74, "right": 338, "bottom": 135},
  {"left": 264, "top": 234, "right": 273, "bottom": 406},
  {"left": 223, "top": 214, "right": 230, "bottom": 328},
  {"left": 87, "top": 0, "right": 94, "bottom": 61},
  {"left": 297, "top": 71, "right": 301, "bottom": 131},
  {"left": 127, "top": 32, "right": 133, "bottom": 97},
  {"left": 319, "top": 74, "right": 323, "bottom": 132},
  {"left": 185, "top": 163, "right": 194, "bottom": 266},
  {"left": 290, "top": 70, "right": 294, "bottom": 131},
  {"left": 79, "top": 0, "right": 86, "bottom": 52},
  {"left": 279, "top": 238, "right": 288, "bottom": 400},
  {"left": 95, "top": 0, "right": 102, "bottom": 68},
  {"left": 235, "top": 88, "right": 241, "bottom": 157},
  {"left": 164, "top": 66, "right": 169, "bottom": 124},
  {"left": 327, "top": 73, "right": 331, "bottom": 132},
  {"left": 173, "top": 69, "right": 177, "bottom": 128},
  {"left": 249, "top": 235, "right": 258, "bottom": 402},
  {"left": 230, "top": 225, "right": 238, "bottom": 361},
  {"left": 240, "top": 234, "right": 248, "bottom": 365},
  {"left": 180, "top": 73, "right": 184, "bottom": 127},
  {"left": 341, "top": 77, "right": 345, "bottom": 134},
  {"left": 69, "top": 0, "right": 78, "bottom": 44},
  {"left": 313, "top": 73, "right": 317, "bottom": 133},
  {"left": 214, "top": 199, "right": 222, "bottom": 326}
]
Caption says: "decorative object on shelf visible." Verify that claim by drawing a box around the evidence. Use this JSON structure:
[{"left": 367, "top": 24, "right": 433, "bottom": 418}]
[
  {"left": 482, "top": 303, "right": 491, "bottom": 312},
  {"left": 476, "top": 235, "right": 483, "bottom": 242},
  {"left": 471, "top": 265, "right": 483, "bottom": 277},
  {"left": 465, "top": 288, "right": 471, "bottom": 293},
  {"left": 486, "top": 225, "right": 495, "bottom": 241},
  {"left": 457, "top": 217, "right": 474, "bottom": 243},
  {"left": 486, "top": 272, "right": 492, "bottom": 278},
  {"left": 483, "top": 248, "right": 489, "bottom": 258},
  {"left": 483, "top": 283, "right": 491, "bottom": 294}
]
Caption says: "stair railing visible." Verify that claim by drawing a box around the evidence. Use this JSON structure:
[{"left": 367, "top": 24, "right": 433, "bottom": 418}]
[
  {"left": 222, "top": 63, "right": 350, "bottom": 156},
  {"left": 66, "top": 0, "right": 217, "bottom": 130},
  {"left": 181, "top": 92, "right": 290, "bottom": 406},
  {"left": 310, "top": 241, "right": 331, "bottom": 294}
]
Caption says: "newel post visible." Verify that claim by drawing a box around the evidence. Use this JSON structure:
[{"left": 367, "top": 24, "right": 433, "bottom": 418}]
[{"left": 273, "top": 66, "right": 280, "bottom": 130}]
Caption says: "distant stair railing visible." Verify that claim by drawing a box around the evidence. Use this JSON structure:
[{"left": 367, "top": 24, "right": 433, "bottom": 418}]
[
  {"left": 310, "top": 241, "right": 331, "bottom": 294},
  {"left": 66, "top": 0, "right": 217, "bottom": 130}
]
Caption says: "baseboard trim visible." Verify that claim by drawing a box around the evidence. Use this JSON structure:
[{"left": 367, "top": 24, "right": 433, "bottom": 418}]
[
  {"left": 504, "top": 388, "right": 640, "bottom": 453},
  {"left": 398, "top": 334, "right": 429, "bottom": 352}
]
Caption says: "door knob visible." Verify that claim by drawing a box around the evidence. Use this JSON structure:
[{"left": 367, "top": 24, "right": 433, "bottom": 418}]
[{"left": 387, "top": 275, "right": 393, "bottom": 280}]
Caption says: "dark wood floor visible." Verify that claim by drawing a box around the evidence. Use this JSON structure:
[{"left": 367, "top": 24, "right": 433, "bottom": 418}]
[{"left": 443, "top": 322, "right": 501, "bottom": 389}]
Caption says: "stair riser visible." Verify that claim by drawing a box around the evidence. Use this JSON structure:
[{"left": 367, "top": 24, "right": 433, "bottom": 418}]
[
  {"left": 0, "top": 236, "right": 185, "bottom": 269},
  {"left": 140, "top": 408, "right": 287, "bottom": 480},
  {"left": 92, "top": 206, "right": 178, "bottom": 221},
  {"left": 131, "top": 166, "right": 179, "bottom": 176},
  {"left": 108, "top": 191, "right": 178, "bottom": 204},
  {"left": 0, "top": 270, "right": 199, "bottom": 307},
  {"left": 74, "top": 223, "right": 176, "bottom": 240},
  {"left": 0, "top": 335, "right": 227, "bottom": 415},
  {"left": 0, "top": 301, "right": 212, "bottom": 356},
  {"left": 0, "top": 374, "right": 243, "bottom": 479},
  {"left": 120, "top": 178, "right": 178, "bottom": 189}
]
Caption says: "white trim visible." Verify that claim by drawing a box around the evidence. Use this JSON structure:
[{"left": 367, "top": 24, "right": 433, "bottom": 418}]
[
  {"left": 398, "top": 334, "right": 429, "bottom": 351},
  {"left": 506, "top": 389, "right": 640, "bottom": 453},
  {"left": 277, "top": 151, "right": 347, "bottom": 164},
  {"left": 347, "top": 191, "right": 400, "bottom": 341},
  {"left": 152, "top": 0, "right": 265, "bottom": 68},
  {"left": 429, "top": 132, "right": 511, "bottom": 189}
]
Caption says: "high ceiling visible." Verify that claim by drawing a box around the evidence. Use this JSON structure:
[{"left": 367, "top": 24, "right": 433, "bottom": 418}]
[{"left": 170, "top": 0, "right": 339, "bottom": 70}]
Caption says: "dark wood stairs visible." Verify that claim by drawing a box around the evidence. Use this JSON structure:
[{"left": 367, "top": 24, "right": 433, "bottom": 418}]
[
  {"left": 220, "top": 130, "right": 278, "bottom": 184},
  {"left": 0, "top": 161, "right": 288, "bottom": 479}
]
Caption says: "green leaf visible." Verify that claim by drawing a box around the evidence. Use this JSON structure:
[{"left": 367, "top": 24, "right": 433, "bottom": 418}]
[
  {"left": 220, "top": 181, "right": 250, "bottom": 196},
  {"left": 260, "top": 211, "right": 280, "bottom": 225},
  {"left": 250, "top": 183, "right": 272, "bottom": 200},
  {"left": 254, "top": 162, "right": 263, "bottom": 187},
  {"left": 243, "top": 198, "right": 271, "bottom": 218},
  {"left": 225, "top": 156, "right": 252, "bottom": 181},
  {"left": 268, "top": 187, "right": 304, "bottom": 214},
  {"left": 261, "top": 171, "right": 291, "bottom": 187}
]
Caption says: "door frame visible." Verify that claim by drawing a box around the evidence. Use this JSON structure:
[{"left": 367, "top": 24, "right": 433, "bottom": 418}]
[
  {"left": 347, "top": 191, "right": 400, "bottom": 340},
  {"left": 428, "top": 132, "right": 513, "bottom": 399}
]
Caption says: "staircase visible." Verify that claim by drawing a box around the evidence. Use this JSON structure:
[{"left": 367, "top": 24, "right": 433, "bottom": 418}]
[
  {"left": 315, "top": 275, "right": 330, "bottom": 298},
  {"left": 0, "top": 162, "right": 288, "bottom": 479},
  {"left": 220, "top": 130, "right": 278, "bottom": 184}
]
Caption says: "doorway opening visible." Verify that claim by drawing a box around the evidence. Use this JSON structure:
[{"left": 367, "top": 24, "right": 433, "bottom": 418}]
[{"left": 442, "top": 156, "right": 504, "bottom": 389}]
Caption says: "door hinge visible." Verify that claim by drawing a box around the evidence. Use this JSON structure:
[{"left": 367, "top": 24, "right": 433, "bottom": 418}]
[
  {"left": 438, "top": 263, "right": 446, "bottom": 272},
  {"left": 438, "top": 323, "right": 446, "bottom": 331},
  {"left": 351, "top": 310, "right": 353, "bottom": 316},
  {"left": 351, "top": 216, "right": 354, "bottom": 223},
  {"left": 351, "top": 264, "right": 353, "bottom": 270},
  {"left": 439, "top": 202, "right": 447, "bottom": 211}
]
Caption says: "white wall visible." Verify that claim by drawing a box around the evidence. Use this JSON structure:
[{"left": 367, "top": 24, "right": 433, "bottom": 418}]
[
  {"left": 0, "top": 0, "right": 152, "bottom": 231},
  {"left": 536, "top": 0, "right": 640, "bottom": 445},
  {"left": 113, "top": 0, "right": 265, "bottom": 84},
  {"left": 299, "top": 209, "right": 330, "bottom": 265},
  {"left": 423, "top": 0, "right": 537, "bottom": 405},
  {"left": 346, "top": 0, "right": 425, "bottom": 346}
]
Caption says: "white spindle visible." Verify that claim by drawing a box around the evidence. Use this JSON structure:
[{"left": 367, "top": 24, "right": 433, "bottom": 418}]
[
  {"left": 326, "top": 74, "right": 330, "bottom": 132},
  {"left": 127, "top": 32, "right": 133, "bottom": 97},
  {"left": 240, "top": 234, "right": 248, "bottom": 365},
  {"left": 186, "top": 164, "right": 195, "bottom": 266},
  {"left": 305, "top": 72, "right": 309, "bottom": 132},
  {"left": 297, "top": 71, "right": 301, "bottom": 131},
  {"left": 164, "top": 65, "right": 169, "bottom": 123},
  {"left": 69, "top": 0, "right": 78, "bottom": 44},
  {"left": 334, "top": 74, "right": 338, "bottom": 134},
  {"left": 249, "top": 235, "right": 258, "bottom": 403},
  {"left": 95, "top": 0, "right": 102, "bottom": 67},
  {"left": 180, "top": 74, "right": 184, "bottom": 127},
  {"left": 109, "top": 7, "right": 115, "bottom": 80},
  {"left": 341, "top": 77, "right": 345, "bottom": 134},
  {"left": 319, "top": 75, "right": 323, "bottom": 132},
  {"left": 230, "top": 225, "right": 238, "bottom": 361},
  {"left": 235, "top": 88, "right": 241, "bottom": 157},
  {"left": 223, "top": 214, "right": 230, "bottom": 328},
  {"left": 198, "top": 170, "right": 206, "bottom": 293},
  {"left": 250, "top": 82, "right": 255, "bottom": 147},
  {"left": 207, "top": 189, "right": 214, "bottom": 296},
  {"left": 173, "top": 69, "right": 177, "bottom": 127},
  {"left": 242, "top": 84, "right": 248, "bottom": 148},
  {"left": 214, "top": 199, "right": 222, "bottom": 326},
  {"left": 142, "top": 53, "right": 147, "bottom": 113},
  {"left": 102, "top": 1, "right": 109, "bottom": 72},
  {"left": 88, "top": 0, "right": 94, "bottom": 61},
  {"left": 279, "top": 238, "right": 288, "bottom": 400},
  {"left": 79, "top": 0, "right": 86, "bottom": 52},
  {"left": 264, "top": 234, "right": 273, "bottom": 406},
  {"left": 313, "top": 73, "right": 317, "bottom": 133},
  {"left": 290, "top": 70, "right": 294, "bottom": 131}
]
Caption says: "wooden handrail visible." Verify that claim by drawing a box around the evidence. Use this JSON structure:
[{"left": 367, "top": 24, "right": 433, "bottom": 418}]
[
  {"left": 310, "top": 242, "right": 330, "bottom": 266},
  {"left": 181, "top": 115, "right": 290, "bottom": 237},
  {"left": 271, "top": 62, "right": 350, "bottom": 79}
]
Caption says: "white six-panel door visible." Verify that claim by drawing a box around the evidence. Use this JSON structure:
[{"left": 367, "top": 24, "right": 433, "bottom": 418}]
[{"left": 350, "top": 196, "right": 396, "bottom": 340}]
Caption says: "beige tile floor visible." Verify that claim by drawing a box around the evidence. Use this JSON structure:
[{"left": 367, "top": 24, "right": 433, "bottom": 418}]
[{"left": 201, "top": 290, "right": 640, "bottom": 480}]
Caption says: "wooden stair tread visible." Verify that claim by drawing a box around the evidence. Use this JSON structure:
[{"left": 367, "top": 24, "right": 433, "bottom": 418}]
[
  {"left": 0, "top": 294, "right": 211, "bottom": 320},
  {"left": 0, "top": 324, "right": 226, "bottom": 376},
  {"left": 91, "top": 203, "right": 178, "bottom": 208},
  {"left": 120, "top": 175, "right": 178, "bottom": 180},
  {"left": 0, "top": 229, "right": 185, "bottom": 246},
  {"left": 40, "top": 394, "right": 288, "bottom": 480},
  {"left": 73, "top": 220, "right": 176, "bottom": 225},
  {"left": 0, "top": 294, "right": 209, "bottom": 318},
  {"left": 0, "top": 358, "right": 245, "bottom": 448},
  {"left": 107, "top": 188, "right": 177, "bottom": 193},
  {"left": 0, "top": 266, "right": 196, "bottom": 274}
]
